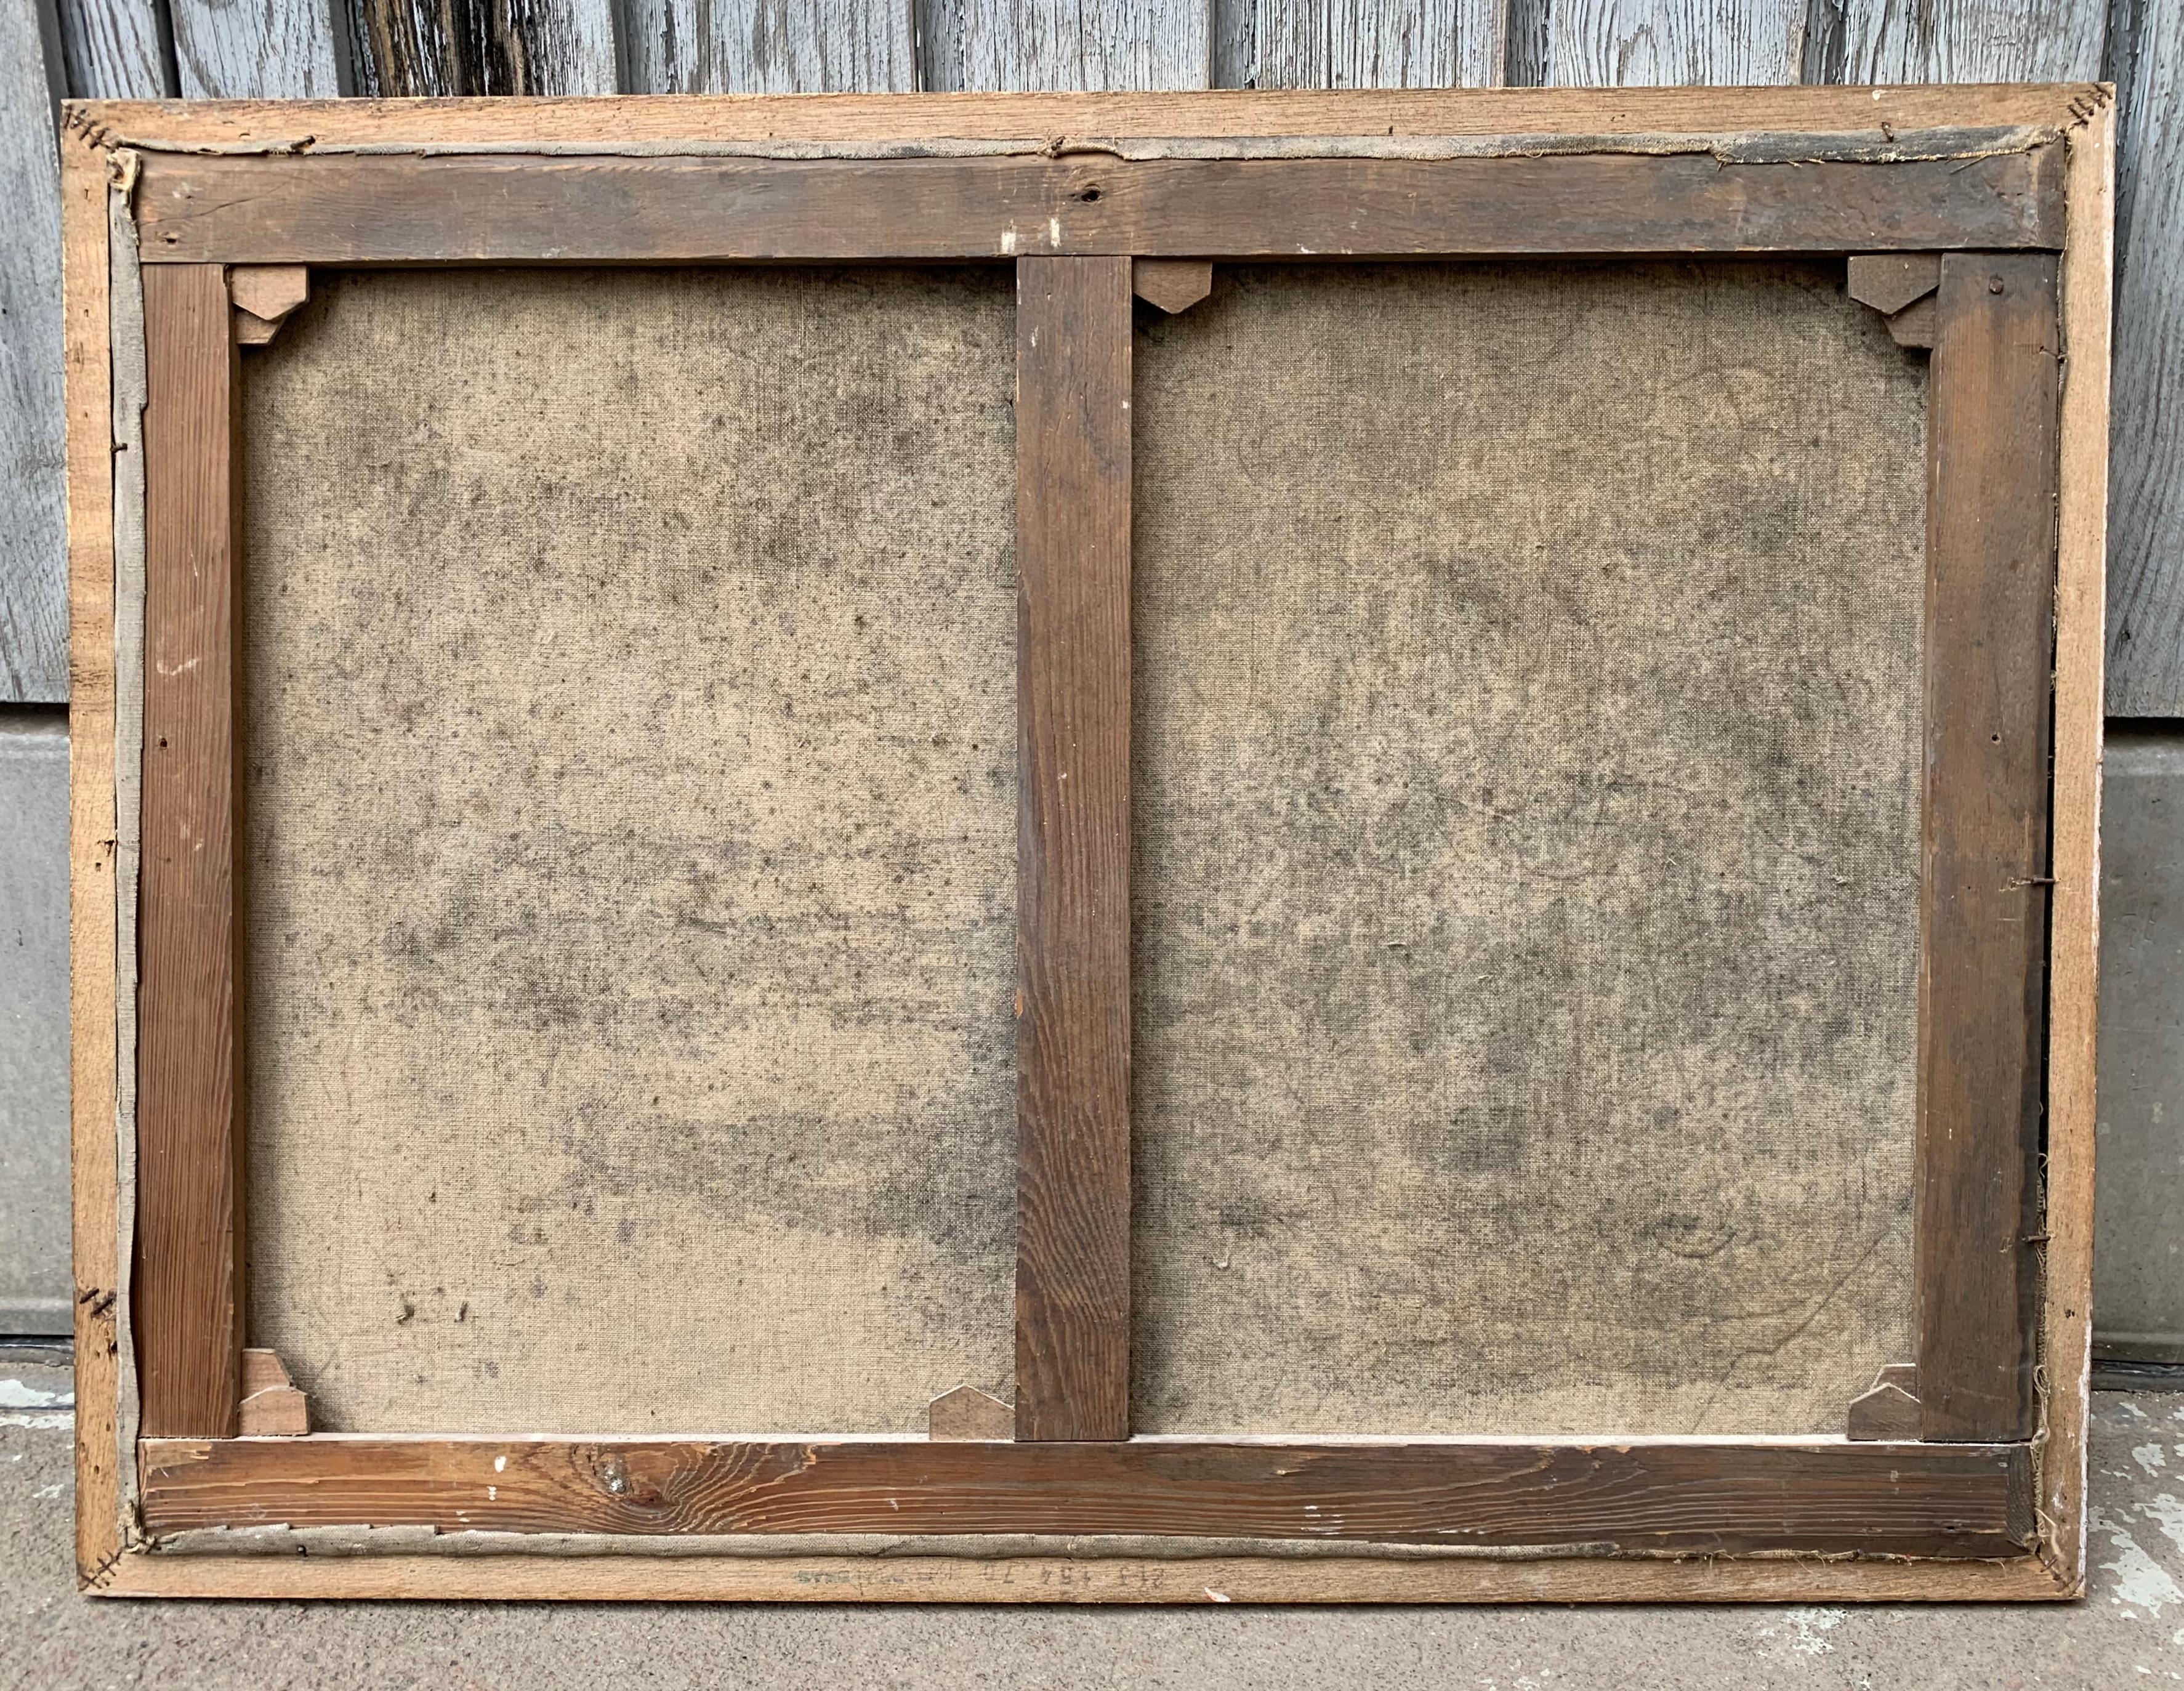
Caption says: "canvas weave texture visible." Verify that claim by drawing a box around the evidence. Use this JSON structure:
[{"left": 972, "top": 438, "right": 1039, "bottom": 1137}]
[
  {"left": 242, "top": 268, "right": 1018, "bottom": 1433},
  {"left": 1130, "top": 260, "right": 1927, "bottom": 1435},
  {"left": 243, "top": 259, "right": 1925, "bottom": 1439}
]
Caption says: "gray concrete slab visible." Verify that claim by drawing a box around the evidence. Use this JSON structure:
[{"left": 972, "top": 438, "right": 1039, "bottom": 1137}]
[
  {"left": 2100, "top": 728, "right": 2184, "bottom": 1361},
  {"left": 4, "top": 1373, "right": 2183, "bottom": 1689},
  {"left": 0, "top": 709, "right": 70, "bottom": 1333}
]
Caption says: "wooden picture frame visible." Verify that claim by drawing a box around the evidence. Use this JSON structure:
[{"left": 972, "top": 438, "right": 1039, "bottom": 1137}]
[{"left": 64, "top": 85, "right": 2114, "bottom": 1603}]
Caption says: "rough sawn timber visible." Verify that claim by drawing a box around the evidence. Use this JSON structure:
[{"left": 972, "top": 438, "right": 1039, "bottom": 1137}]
[
  {"left": 137, "top": 1435, "right": 2034, "bottom": 1556},
  {"left": 129, "top": 149, "right": 2067, "bottom": 264}
]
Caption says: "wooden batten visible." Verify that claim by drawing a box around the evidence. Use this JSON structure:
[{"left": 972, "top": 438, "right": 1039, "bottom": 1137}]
[
  {"left": 1013, "top": 254, "right": 1134, "bottom": 1443},
  {"left": 1915, "top": 252, "right": 2061, "bottom": 1443},
  {"left": 135, "top": 261, "right": 245, "bottom": 1442}
]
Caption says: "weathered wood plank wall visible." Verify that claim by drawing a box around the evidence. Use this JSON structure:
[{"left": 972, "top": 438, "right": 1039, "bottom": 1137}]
[
  {"left": 351, "top": 0, "right": 617, "bottom": 95},
  {"left": 6, "top": 0, "right": 2170, "bottom": 704},
  {"left": 1, "top": 0, "right": 68, "bottom": 704},
  {"left": 2108, "top": 0, "right": 2184, "bottom": 712},
  {"left": 168, "top": 0, "right": 344, "bottom": 96}
]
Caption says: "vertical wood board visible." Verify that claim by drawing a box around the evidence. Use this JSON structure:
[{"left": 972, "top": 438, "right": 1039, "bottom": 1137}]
[
  {"left": 55, "top": 0, "right": 172, "bottom": 98},
  {"left": 923, "top": 0, "right": 1211, "bottom": 90},
  {"left": 1834, "top": 0, "right": 2107, "bottom": 82},
  {"left": 2106, "top": 0, "right": 2184, "bottom": 712},
  {"left": 1916, "top": 250, "right": 2059, "bottom": 1444},
  {"left": 1545, "top": 0, "right": 1809, "bottom": 85},
  {"left": 1247, "top": 0, "right": 1504, "bottom": 88},
  {"left": 2039, "top": 96, "right": 2114, "bottom": 1592},
  {"left": 61, "top": 119, "right": 124, "bottom": 1583},
  {"left": 624, "top": 0, "right": 912, "bottom": 92},
  {"left": 350, "top": 0, "right": 618, "bottom": 94},
  {"left": 0, "top": 0, "right": 68, "bottom": 701},
  {"left": 135, "top": 261, "right": 244, "bottom": 1440},
  {"left": 1015, "top": 254, "right": 1134, "bottom": 1442},
  {"left": 170, "top": 0, "right": 345, "bottom": 95}
]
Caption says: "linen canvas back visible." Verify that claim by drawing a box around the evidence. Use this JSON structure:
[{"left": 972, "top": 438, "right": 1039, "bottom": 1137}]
[
  {"left": 240, "top": 267, "right": 1019, "bottom": 1434},
  {"left": 1130, "top": 260, "right": 1928, "bottom": 1435},
  {"left": 238, "top": 257, "right": 1927, "bottom": 1440}
]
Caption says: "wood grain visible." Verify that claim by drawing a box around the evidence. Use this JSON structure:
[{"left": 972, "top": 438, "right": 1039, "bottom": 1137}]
[
  {"left": 2105, "top": 0, "right": 2184, "bottom": 712},
  {"left": 63, "top": 85, "right": 2105, "bottom": 150},
  {"left": 169, "top": 0, "right": 345, "bottom": 96},
  {"left": 350, "top": 0, "right": 618, "bottom": 95},
  {"left": 55, "top": 0, "right": 172, "bottom": 99},
  {"left": 1, "top": 0, "right": 68, "bottom": 701},
  {"left": 91, "top": 1543, "right": 2078, "bottom": 1603},
  {"left": 1545, "top": 0, "right": 1806, "bottom": 85},
  {"left": 2042, "top": 97, "right": 2116, "bottom": 1595},
  {"left": 1015, "top": 255, "right": 1133, "bottom": 1442},
  {"left": 137, "top": 1435, "right": 2035, "bottom": 1556},
  {"left": 624, "top": 0, "right": 913, "bottom": 92},
  {"left": 136, "top": 262, "right": 243, "bottom": 1442},
  {"left": 129, "top": 149, "right": 2068, "bottom": 265},
  {"left": 1247, "top": 0, "right": 1504, "bottom": 88},
  {"left": 1834, "top": 0, "right": 2107, "bottom": 83},
  {"left": 1916, "top": 251, "right": 2060, "bottom": 1445},
  {"left": 62, "top": 118, "right": 122, "bottom": 1589},
  {"left": 922, "top": 0, "right": 1211, "bottom": 91}
]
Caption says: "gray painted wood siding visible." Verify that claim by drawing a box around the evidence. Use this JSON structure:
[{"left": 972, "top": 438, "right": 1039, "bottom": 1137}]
[
  {"left": 1834, "top": 0, "right": 2105, "bottom": 83},
  {"left": 2108, "top": 0, "right": 2184, "bottom": 712},
  {"left": 625, "top": 0, "right": 914, "bottom": 93},
  {"left": 1542, "top": 0, "right": 1807, "bottom": 86},
  {"left": 55, "top": 0, "right": 171, "bottom": 99},
  {"left": 923, "top": 0, "right": 1211, "bottom": 90},
  {"left": 1, "top": 0, "right": 66, "bottom": 702},
  {"left": 1236, "top": 0, "right": 1499, "bottom": 87},
  {"left": 169, "top": 0, "right": 344, "bottom": 95}
]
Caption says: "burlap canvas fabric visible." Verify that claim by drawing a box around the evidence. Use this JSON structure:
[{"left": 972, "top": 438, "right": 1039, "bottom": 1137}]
[
  {"left": 241, "top": 259, "right": 1924, "bottom": 1438},
  {"left": 1130, "top": 260, "right": 1927, "bottom": 1435},
  {"left": 241, "top": 268, "right": 1018, "bottom": 1432}
]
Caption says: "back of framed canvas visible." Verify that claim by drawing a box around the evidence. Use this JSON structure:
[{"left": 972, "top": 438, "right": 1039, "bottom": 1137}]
[{"left": 65, "top": 87, "right": 2111, "bottom": 1603}]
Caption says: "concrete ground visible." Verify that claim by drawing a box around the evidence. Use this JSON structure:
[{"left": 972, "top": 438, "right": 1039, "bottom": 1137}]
[{"left": 7, "top": 1354, "right": 2184, "bottom": 1690}]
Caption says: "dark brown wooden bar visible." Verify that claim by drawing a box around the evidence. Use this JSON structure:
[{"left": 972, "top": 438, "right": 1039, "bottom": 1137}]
[
  {"left": 130, "top": 148, "right": 2066, "bottom": 265},
  {"left": 1013, "top": 255, "right": 1134, "bottom": 1443},
  {"left": 136, "top": 264, "right": 245, "bottom": 1440},
  {"left": 137, "top": 1435, "right": 2034, "bottom": 1556},
  {"left": 1916, "top": 251, "right": 2061, "bottom": 1443}
]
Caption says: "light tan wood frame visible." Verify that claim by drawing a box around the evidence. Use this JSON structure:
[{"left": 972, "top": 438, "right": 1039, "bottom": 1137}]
[{"left": 65, "top": 86, "right": 2114, "bottom": 1604}]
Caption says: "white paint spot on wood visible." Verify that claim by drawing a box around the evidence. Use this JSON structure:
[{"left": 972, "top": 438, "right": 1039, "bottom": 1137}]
[
  {"left": 2142, "top": 1444, "right": 2172, "bottom": 1475},
  {"left": 1204, "top": 1588, "right": 1231, "bottom": 1602}
]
